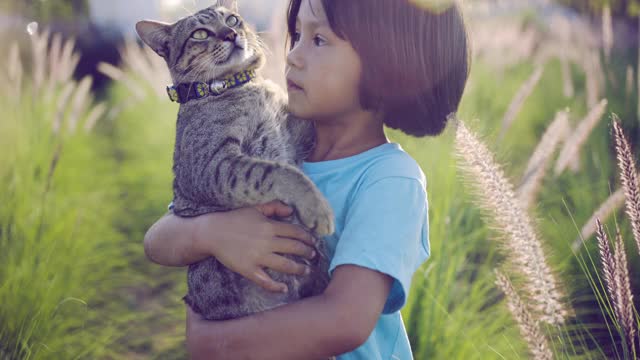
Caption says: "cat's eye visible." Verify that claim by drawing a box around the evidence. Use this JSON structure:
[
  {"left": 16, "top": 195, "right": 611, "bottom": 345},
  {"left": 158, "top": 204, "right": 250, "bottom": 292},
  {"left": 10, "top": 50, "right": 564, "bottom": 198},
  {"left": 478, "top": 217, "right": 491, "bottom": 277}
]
[
  {"left": 226, "top": 15, "right": 239, "bottom": 27},
  {"left": 191, "top": 29, "right": 210, "bottom": 40}
]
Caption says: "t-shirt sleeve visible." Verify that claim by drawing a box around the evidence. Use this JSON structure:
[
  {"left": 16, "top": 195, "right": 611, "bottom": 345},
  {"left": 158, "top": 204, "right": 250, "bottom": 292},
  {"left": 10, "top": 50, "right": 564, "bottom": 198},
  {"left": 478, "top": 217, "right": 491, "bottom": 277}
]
[{"left": 329, "top": 176, "right": 430, "bottom": 314}]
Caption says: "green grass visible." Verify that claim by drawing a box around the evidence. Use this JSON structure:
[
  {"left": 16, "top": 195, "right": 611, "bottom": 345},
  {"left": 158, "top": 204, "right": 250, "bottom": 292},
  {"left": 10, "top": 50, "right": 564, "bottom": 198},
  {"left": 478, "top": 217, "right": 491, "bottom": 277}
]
[{"left": 0, "top": 85, "right": 133, "bottom": 359}]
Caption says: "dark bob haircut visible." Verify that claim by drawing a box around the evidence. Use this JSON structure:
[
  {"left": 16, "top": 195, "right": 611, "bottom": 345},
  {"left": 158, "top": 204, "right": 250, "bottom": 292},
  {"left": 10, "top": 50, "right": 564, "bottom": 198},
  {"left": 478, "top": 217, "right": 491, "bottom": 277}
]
[{"left": 286, "top": 0, "right": 471, "bottom": 137}]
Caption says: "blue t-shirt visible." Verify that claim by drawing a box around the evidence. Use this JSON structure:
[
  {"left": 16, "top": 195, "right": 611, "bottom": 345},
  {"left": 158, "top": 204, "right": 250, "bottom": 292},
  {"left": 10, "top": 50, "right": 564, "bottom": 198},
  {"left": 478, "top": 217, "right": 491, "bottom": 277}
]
[{"left": 302, "top": 142, "right": 430, "bottom": 360}]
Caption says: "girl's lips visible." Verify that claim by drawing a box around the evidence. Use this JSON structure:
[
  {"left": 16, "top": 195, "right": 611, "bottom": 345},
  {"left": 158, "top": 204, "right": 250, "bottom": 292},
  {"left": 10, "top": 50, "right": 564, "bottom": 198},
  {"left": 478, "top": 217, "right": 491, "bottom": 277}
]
[{"left": 287, "top": 79, "right": 304, "bottom": 92}]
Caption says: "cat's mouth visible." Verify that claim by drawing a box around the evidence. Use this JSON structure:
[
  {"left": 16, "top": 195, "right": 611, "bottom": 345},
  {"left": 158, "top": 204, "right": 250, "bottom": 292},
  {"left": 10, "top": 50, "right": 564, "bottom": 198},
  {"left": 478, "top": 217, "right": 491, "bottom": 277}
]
[
  {"left": 214, "top": 43, "right": 246, "bottom": 65},
  {"left": 215, "top": 48, "right": 235, "bottom": 64}
]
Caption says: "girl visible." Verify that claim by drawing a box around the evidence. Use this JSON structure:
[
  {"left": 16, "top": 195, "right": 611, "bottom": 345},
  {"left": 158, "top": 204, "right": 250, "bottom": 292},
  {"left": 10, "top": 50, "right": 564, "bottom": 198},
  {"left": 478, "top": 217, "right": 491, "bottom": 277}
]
[{"left": 144, "top": 0, "right": 470, "bottom": 358}]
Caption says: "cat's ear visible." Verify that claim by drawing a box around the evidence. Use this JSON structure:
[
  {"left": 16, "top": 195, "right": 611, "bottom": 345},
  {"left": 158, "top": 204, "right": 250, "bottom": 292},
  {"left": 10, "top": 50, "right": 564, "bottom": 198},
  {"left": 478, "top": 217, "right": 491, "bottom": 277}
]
[
  {"left": 136, "top": 20, "right": 172, "bottom": 59},
  {"left": 216, "top": 0, "right": 239, "bottom": 12}
]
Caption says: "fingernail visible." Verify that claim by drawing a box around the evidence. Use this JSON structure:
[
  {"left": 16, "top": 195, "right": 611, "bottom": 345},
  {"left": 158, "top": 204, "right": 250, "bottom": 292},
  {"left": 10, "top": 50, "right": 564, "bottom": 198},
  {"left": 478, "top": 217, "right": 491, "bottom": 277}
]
[
  {"left": 310, "top": 250, "right": 316, "bottom": 259},
  {"left": 281, "top": 285, "right": 288, "bottom": 293},
  {"left": 304, "top": 266, "right": 311, "bottom": 275}
]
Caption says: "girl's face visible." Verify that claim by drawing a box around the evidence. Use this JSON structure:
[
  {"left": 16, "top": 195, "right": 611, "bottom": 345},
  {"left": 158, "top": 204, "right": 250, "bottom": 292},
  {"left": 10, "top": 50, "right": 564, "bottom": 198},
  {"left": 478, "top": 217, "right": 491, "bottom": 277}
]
[{"left": 285, "top": 0, "right": 363, "bottom": 122}]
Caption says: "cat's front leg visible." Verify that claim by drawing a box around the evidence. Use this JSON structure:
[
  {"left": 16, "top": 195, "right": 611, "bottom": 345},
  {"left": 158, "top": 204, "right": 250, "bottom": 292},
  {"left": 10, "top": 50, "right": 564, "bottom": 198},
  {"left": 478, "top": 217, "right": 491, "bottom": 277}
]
[{"left": 200, "top": 151, "right": 334, "bottom": 236}]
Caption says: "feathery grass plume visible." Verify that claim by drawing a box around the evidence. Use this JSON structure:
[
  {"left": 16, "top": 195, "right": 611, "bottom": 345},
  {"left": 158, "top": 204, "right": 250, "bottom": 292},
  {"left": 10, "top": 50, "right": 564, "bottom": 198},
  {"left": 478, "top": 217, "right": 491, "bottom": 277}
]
[
  {"left": 53, "top": 82, "right": 76, "bottom": 133},
  {"left": 44, "top": 33, "right": 64, "bottom": 101},
  {"left": 573, "top": 188, "right": 625, "bottom": 251},
  {"left": 596, "top": 219, "right": 621, "bottom": 322},
  {"left": 499, "top": 66, "right": 544, "bottom": 139},
  {"left": 83, "top": 102, "right": 107, "bottom": 133},
  {"left": 57, "top": 37, "right": 80, "bottom": 85},
  {"left": 455, "top": 119, "right": 569, "bottom": 325},
  {"left": 121, "top": 38, "right": 157, "bottom": 89},
  {"left": 613, "top": 226, "right": 637, "bottom": 356},
  {"left": 626, "top": 65, "right": 634, "bottom": 99},
  {"left": 560, "top": 56, "right": 574, "bottom": 98},
  {"left": 7, "top": 42, "right": 23, "bottom": 101},
  {"left": 494, "top": 269, "right": 553, "bottom": 360},
  {"left": 554, "top": 99, "right": 608, "bottom": 176},
  {"left": 30, "top": 28, "right": 50, "bottom": 96},
  {"left": 567, "top": 156, "right": 581, "bottom": 173},
  {"left": 602, "top": 3, "right": 613, "bottom": 62},
  {"left": 66, "top": 76, "right": 93, "bottom": 133},
  {"left": 612, "top": 115, "right": 640, "bottom": 257},
  {"left": 97, "top": 62, "right": 145, "bottom": 100},
  {"left": 120, "top": 38, "right": 170, "bottom": 98},
  {"left": 582, "top": 52, "right": 605, "bottom": 109},
  {"left": 518, "top": 109, "right": 570, "bottom": 209}
]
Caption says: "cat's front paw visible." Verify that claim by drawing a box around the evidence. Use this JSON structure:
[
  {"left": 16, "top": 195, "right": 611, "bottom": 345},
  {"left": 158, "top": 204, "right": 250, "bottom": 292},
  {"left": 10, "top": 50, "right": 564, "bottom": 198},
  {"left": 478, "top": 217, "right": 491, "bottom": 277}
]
[{"left": 293, "top": 190, "right": 335, "bottom": 237}]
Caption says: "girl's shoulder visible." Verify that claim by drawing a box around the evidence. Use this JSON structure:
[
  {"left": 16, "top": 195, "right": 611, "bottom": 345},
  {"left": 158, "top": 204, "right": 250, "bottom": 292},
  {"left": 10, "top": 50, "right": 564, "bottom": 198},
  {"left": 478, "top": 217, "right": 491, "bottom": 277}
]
[{"left": 360, "top": 143, "right": 426, "bottom": 189}]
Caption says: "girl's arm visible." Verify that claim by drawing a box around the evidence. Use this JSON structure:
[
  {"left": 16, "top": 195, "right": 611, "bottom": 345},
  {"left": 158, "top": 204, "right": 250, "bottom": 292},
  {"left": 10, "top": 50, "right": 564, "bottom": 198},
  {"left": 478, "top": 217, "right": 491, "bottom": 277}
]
[
  {"left": 186, "top": 264, "right": 394, "bottom": 359},
  {"left": 143, "top": 201, "right": 318, "bottom": 292}
]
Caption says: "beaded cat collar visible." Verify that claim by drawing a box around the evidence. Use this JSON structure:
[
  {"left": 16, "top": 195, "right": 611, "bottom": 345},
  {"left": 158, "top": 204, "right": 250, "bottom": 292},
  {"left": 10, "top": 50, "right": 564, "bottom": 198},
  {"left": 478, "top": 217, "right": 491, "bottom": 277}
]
[{"left": 166, "top": 69, "right": 257, "bottom": 104}]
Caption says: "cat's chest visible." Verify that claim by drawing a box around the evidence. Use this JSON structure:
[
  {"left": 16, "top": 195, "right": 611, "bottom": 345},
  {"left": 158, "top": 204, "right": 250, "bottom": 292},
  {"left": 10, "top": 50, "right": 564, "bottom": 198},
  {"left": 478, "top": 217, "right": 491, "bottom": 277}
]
[{"left": 175, "top": 101, "right": 289, "bottom": 162}]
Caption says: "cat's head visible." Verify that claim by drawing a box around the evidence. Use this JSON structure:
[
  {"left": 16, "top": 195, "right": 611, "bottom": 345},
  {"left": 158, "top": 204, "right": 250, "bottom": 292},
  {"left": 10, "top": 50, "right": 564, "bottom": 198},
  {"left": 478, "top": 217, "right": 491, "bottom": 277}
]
[{"left": 136, "top": 0, "right": 265, "bottom": 84}]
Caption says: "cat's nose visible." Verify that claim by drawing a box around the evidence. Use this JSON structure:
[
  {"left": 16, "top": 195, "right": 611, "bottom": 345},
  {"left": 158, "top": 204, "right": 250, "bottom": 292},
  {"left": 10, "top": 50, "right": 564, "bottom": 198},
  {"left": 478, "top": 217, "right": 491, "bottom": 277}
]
[{"left": 219, "top": 28, "right": 237, "bottom": 42}]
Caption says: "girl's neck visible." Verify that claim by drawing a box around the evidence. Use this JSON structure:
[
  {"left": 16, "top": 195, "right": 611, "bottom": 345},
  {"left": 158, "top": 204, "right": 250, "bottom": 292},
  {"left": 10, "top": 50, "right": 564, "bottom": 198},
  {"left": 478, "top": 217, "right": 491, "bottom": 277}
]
[{"left": 306, "top": 110, "right": 388, "bottom": 162}]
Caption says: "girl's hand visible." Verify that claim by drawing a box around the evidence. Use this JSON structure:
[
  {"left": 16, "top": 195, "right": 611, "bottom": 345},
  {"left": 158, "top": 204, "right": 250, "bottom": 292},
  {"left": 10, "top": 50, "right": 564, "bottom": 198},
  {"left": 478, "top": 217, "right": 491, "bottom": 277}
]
[{"left": 196, "top": 200, "right": 318, "bottom": 293}]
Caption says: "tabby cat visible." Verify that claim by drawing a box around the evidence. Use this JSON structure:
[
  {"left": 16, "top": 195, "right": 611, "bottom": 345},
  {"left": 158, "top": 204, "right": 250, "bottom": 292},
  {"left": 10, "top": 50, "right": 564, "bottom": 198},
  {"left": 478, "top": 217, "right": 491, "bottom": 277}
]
[{"left": 136, "top": 0, "right": 335, "bottom": 321}]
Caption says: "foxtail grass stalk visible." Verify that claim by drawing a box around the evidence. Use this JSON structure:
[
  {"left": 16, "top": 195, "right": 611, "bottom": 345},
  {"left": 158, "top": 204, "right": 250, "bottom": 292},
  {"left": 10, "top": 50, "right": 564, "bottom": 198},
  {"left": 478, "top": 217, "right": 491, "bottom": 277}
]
[
  {"left": 494, "top": 270, "right": 553, "bottom": 360},
  {"left": 573, "top": 188, "right": 625, "bottom": 251},
  {"left": 613, "top": 226, "right": 637, "bottom": 357},
  {"left": 602, "top": 3, "right": 613, "bottom": 62},
  {"left": 561, "top": 56, "right": 574, "bottom": 98},
  {"left": 7, "top": 43, "right": 23, "bottom": 101},
  {"left": 44, "top": 33, "right": 63, "bottom": 100},
  {"left": 66, "top": 76, "right": 93, "bottom": 132},
  {"left": 583, "top": 52, "right": 604, "bottom": 108},
  {"left": 29, "top": 29, "right": 49, "bottom": 96},
  {"left": 518, "top": 109, "right": 570, "bottom": 209},
  {"left": 98, "top": 62, "right": 146, "bottom": 100},
  {"left": 596, "top": 219, "right": 637, "bottom": 357},
  {"left": 53, "top": 82, "right": 76, "bottom": 133},
  {"left": 499, "top": 66, "right": 544, "bottom": 139},
  {"left": 612, "top": 115, "right": 640, "bottom": 257},
  {"left": 58, "top": 37, "right": 80, "bottom": 84},
  {"left": 554, "top": 99, "right": 608, "bottom": 176},
  {"left": 455, "top": 120, "right": 568, "bottom": 325},
  {"left": 83, "top": 102, "right": 107, "bottom": 133}
]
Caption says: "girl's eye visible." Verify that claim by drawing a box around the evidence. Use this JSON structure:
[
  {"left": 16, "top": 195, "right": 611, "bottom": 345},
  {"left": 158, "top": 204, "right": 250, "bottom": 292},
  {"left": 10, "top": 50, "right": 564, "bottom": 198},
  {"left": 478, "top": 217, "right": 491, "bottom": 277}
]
[
  {"left": 313, "top": 35, "right": 326, "bottom": 46},
  {"left": 192, "top": 29, "right": 209, "bottom": 40},
  {"left": 226, "top": 15, "right": 239, "bottom": 27},
  {"left": 292, "top": 31, "right": 301, "bottom": 44}
]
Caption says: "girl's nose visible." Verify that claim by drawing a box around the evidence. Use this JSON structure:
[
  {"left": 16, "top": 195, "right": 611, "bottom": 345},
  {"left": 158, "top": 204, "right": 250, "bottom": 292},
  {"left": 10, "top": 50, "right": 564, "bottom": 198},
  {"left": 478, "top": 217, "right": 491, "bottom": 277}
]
[{"left": 286, "top": 44, "right": 304, "bottom": 69}]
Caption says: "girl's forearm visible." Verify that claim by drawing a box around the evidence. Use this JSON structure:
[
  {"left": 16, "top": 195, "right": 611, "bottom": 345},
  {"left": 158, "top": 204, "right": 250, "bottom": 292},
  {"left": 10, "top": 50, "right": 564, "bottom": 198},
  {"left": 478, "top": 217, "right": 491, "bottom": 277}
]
[
  {"left": 189, "top": 293, "right": 362, "bottom": 359},
  {"left": 143, "top": 212, "right": 215, "bottom": 267}
]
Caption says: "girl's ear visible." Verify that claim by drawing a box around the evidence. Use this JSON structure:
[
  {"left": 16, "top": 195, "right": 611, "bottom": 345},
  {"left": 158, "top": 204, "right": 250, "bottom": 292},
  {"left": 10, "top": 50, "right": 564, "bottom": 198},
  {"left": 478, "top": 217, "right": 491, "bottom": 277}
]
[
  {"left": 135, "top": 20, "right": 171, "bottom": 59},
  {"left": 217, "top": 0, "right": 239, "bottom": 12}
]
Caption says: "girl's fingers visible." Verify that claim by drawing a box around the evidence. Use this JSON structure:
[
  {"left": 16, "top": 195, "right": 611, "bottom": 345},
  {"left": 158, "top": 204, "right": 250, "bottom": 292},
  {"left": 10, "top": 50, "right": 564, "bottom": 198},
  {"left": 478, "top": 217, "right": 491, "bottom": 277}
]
[
  {"left": 262, "top": 253, "right": 310, "bottom": 276},
  {"left": 271, "top": 221, "right": 315, "bottom": 246},
  {"left": 255, "top": 201, "right": 293, "bottom": 218},
  {"left": 272, "top": 237, "right": 316, "bottom": 260},
  {"left": 251, "top": 268, "right": 289, "bottom": 293}
]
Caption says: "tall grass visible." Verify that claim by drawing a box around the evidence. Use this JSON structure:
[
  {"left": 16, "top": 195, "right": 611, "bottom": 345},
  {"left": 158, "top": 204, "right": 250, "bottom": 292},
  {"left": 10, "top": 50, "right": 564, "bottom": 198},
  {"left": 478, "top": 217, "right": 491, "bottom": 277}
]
[{"left": 0, "top": 31, "right": 140, "bottom": 359}]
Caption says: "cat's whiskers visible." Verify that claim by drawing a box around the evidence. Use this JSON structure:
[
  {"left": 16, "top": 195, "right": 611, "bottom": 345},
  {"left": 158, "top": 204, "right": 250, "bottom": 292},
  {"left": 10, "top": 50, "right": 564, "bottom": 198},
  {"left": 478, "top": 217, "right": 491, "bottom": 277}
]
[{"left": 253, "top": 36, "right": 272, "bottom": 59}]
